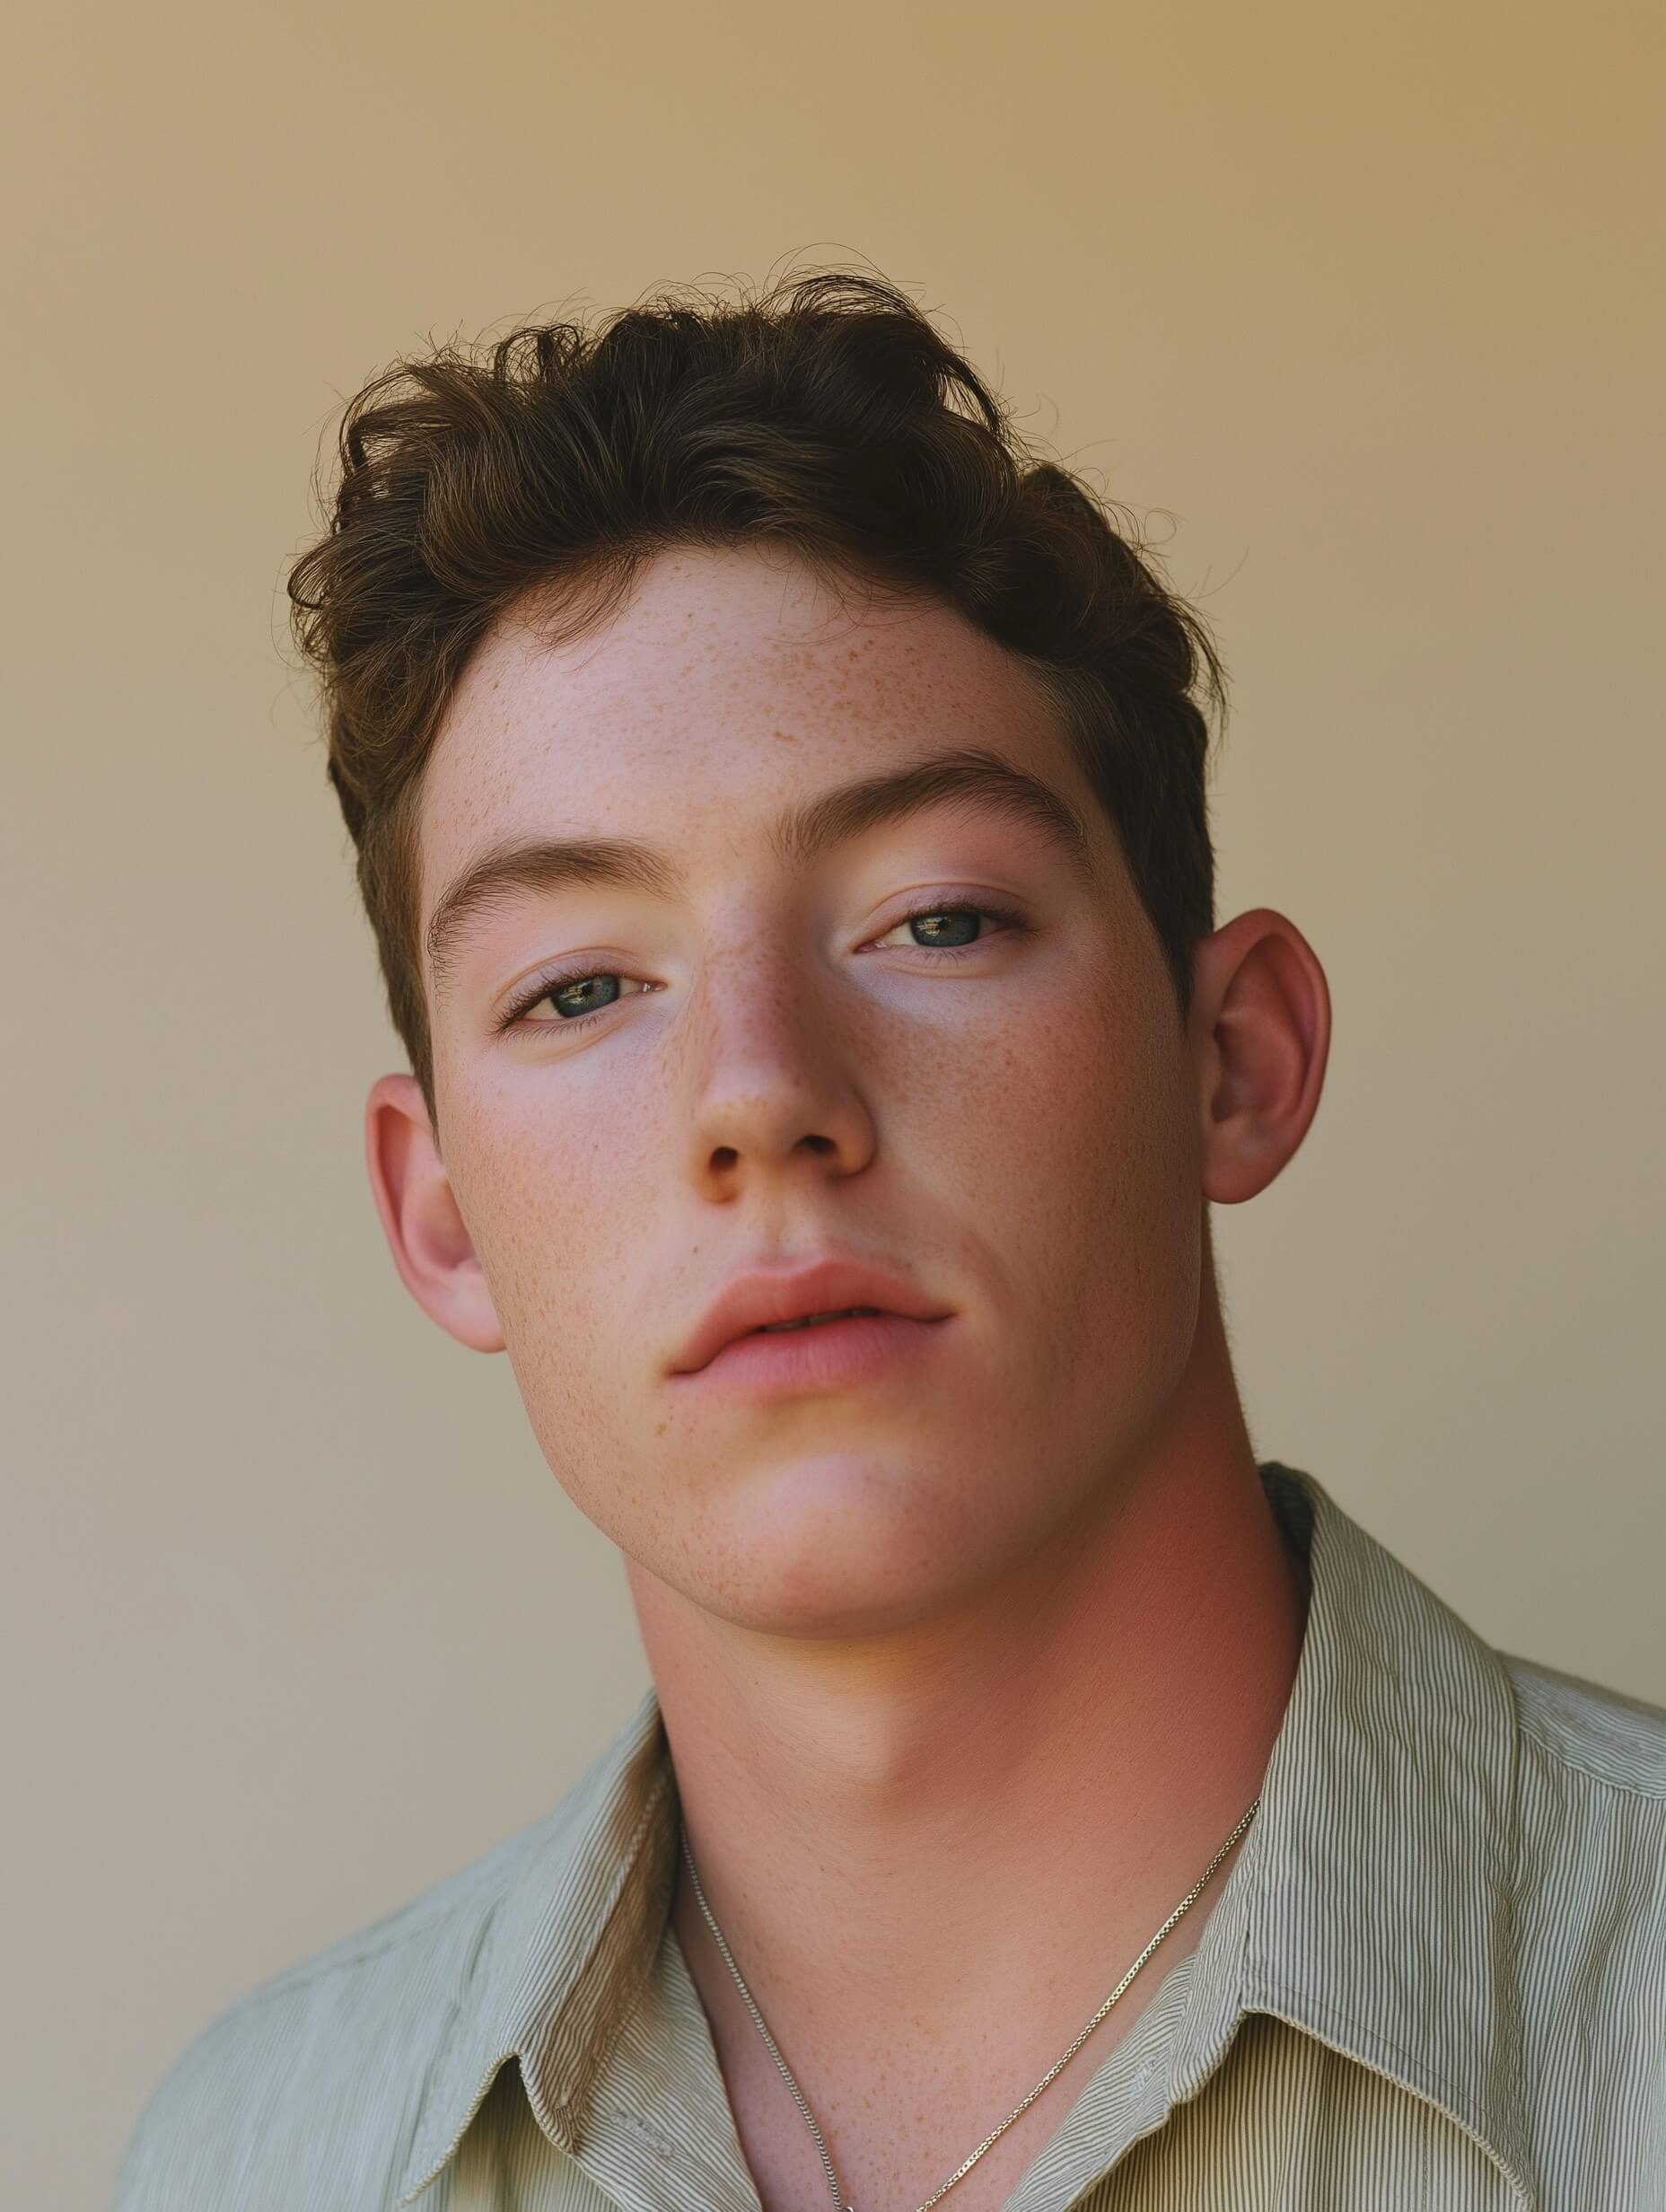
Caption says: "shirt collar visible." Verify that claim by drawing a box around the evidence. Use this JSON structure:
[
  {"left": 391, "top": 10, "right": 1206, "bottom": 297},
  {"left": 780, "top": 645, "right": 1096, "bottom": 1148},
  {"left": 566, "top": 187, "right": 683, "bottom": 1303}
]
[
  {"left": 1232, "top": 1463, "right": 1532, "bottom": 2200},
  {"left": 397, "top": 1687, "right": 680, "bottom": 2202},
  {"left": 399, "top": 1462, "right": 1533, "bottom": 2205}
]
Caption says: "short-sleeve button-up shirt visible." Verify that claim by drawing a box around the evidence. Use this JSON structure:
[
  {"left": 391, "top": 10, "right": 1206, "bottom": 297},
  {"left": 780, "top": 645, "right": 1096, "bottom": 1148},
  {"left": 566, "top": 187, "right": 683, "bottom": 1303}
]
[{"left": 112, "top": 1463, "right": 1666, "bottom": 2209}]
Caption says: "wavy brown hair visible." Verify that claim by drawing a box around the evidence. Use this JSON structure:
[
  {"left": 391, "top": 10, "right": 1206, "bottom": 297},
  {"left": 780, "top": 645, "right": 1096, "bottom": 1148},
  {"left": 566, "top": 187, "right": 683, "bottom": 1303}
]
[{"left": 288, "top": 269, "right": 1225, "bottom": 1136}]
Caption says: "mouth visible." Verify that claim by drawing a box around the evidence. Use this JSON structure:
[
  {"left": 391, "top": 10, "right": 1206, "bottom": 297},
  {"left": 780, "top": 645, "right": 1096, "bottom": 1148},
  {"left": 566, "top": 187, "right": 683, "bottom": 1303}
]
[
  {"left": 671, "top": 1256, "right": 952, "bottom": 1380},
  {"left": 677, "top": 1308, "right": 951, "bottom": 1400},
  {"left": 743, "top": 1304, "right": 886, "bottom": 1336}
]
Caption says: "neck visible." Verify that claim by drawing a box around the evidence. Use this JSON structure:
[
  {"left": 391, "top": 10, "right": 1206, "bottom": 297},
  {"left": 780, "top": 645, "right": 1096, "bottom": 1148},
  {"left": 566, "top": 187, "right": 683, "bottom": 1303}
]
[{"left": 625, "top": 1266, "right": 1307, "bottom": 2175}]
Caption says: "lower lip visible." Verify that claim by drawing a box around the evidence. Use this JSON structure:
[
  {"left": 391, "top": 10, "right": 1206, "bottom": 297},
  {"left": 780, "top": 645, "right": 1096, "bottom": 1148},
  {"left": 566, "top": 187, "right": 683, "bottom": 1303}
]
[{"left": 679, "top": 1312, "right": 951, "bottom": 1400}]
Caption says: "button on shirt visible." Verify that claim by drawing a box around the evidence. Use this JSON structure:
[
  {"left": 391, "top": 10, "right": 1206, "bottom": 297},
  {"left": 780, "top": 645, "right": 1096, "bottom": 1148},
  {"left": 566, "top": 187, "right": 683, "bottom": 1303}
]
[{"left": 113, "top": 1464, "right": 1666, "bottom": 2210}]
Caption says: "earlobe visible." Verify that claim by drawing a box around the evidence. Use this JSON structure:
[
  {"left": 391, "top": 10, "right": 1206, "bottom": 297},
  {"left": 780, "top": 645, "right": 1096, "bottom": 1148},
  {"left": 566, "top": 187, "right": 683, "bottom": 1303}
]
[
  {"left": 1191, "top": 909, "right": 1332, "bottom": 1207},
  {"left": 364, "top": 1074, "right": 506, "bottom": 1353}
]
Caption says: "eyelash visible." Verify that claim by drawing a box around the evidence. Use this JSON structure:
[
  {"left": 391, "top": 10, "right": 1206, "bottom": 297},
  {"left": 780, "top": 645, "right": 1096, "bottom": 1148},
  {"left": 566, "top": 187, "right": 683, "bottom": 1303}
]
[{"left": 495, "top": 898, "right": 1030, "bottom": 1036}]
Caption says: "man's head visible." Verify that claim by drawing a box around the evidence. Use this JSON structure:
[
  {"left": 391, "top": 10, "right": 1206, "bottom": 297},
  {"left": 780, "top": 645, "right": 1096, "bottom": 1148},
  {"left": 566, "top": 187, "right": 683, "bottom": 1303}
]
[{"left": 289, "top": 271, "right": 1328, "bottom": 1637}]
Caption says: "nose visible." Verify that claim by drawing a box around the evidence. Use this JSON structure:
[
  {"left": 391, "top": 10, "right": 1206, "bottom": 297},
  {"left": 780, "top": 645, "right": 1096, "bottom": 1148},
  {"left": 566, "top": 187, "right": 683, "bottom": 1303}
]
[{"left": 675, "top": 948, "right": 879, "bottom": 1196}]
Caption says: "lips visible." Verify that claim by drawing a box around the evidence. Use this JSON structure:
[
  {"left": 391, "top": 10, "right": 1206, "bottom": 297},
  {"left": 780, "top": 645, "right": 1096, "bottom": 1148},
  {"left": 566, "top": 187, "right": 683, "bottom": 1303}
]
[
  {"left": 750, "top": 1305, "right": 882, "bottom": 1333},
  {"left": 671, "top": 1257, "right": 951, "bottom": 1376}
]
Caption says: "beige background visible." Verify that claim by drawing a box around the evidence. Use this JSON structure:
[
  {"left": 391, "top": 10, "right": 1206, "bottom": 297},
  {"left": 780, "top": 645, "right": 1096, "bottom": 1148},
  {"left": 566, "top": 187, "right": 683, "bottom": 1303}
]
[{"left": 5, "top": 0, "right": 1662, "bottom": 2201}]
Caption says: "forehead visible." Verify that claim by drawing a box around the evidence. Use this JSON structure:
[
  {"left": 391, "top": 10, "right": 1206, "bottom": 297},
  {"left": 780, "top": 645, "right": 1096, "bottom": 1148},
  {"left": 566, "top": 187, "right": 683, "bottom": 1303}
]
[{"left": 416, "top": 543, "right": 1083, "bottom": 917}]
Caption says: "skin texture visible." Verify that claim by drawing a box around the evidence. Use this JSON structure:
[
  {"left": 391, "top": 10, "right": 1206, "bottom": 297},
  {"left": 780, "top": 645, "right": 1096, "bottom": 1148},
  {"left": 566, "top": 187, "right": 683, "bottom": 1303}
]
[{"left": 368, "top": 543, "right": 1329, "bottom": 2212}]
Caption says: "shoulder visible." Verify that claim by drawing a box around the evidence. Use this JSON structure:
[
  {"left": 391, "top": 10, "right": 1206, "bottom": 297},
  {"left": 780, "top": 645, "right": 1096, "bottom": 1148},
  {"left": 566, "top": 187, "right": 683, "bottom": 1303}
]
[
  {"left": 1501, "top": 1648, "right": 1666, "bottom": 1923},
  {"left": 1486, "top": 1653, "right": 1666, "bottom": 2186},
  {"left": 110, "top": 1811, "right": 554, "bottom": 2211},
  {"left": 1499, "top": 1651, "right": 1666, "bottom": 2015},
  {"left": 1504, "top": 1649, "right": 1666, "bottom": 1800}
]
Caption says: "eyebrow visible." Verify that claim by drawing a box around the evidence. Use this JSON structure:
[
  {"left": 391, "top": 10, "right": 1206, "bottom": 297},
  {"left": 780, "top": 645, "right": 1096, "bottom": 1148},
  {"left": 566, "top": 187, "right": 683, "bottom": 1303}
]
[{"left": 425, "top": 744, "right": 1102, "bottom": 998}]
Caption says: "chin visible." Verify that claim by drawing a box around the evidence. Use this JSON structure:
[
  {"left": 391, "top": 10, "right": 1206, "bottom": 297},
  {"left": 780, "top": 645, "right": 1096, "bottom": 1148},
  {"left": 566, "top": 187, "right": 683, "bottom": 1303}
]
[{"left": 693, "top": 1464, "right": 1014, "bottom": 1637}]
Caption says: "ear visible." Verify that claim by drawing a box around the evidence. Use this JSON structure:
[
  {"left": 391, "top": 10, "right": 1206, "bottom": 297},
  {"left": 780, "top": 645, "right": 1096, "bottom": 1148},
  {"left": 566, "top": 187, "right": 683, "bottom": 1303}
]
[
  {"left": 364, "top": 1074, "right": 506, "bottom": 1353},
  {"left": 1188, "top": 908, "right": 1332, "bottom": 1206}
]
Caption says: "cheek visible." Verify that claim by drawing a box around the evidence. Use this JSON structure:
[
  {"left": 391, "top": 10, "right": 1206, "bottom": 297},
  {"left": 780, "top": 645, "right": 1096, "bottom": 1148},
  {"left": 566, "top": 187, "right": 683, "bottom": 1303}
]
[
  {"left": 441, "top": 1085, "right": 641, "bottom": 1369},
  {"left": 981, "top": 973, "right": 1199, "bottom": 1337}
]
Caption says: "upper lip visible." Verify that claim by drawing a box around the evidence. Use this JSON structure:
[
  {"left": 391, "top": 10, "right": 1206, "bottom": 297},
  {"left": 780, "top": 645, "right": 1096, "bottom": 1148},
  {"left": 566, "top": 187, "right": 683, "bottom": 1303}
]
[{"left": 671, "top": 1257, "right": 952, "bottom": 1375}]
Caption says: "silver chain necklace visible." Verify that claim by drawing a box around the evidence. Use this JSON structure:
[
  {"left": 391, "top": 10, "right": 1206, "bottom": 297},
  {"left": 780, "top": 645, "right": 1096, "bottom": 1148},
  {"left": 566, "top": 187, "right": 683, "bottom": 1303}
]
[{"left": 679, "top": 1796, "right": 1259, "bottom": 2212}]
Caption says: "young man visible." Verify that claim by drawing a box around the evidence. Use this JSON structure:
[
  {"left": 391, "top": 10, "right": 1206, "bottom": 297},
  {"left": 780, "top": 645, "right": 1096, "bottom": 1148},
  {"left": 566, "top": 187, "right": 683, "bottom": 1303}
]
[{"left": 116, "top": 272, "right": 1665, "bottom": 2210}]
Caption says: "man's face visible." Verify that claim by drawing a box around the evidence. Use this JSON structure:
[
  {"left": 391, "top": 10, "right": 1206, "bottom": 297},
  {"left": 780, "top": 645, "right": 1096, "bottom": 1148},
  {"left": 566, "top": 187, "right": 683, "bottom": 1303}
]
[{"left": 415, "top": 544, "right": 1205, "bottom": 1636}]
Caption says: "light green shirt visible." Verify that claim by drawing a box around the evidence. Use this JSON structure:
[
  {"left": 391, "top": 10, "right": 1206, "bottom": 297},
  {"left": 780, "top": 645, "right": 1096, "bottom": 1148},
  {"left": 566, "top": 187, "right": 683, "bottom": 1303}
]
[{"left": 112, "top": 1464, "right": 1666, "bottom": 2209}]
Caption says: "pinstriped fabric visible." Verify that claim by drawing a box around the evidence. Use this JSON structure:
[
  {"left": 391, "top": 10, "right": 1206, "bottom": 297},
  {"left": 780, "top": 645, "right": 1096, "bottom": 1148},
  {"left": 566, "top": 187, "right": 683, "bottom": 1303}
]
[{"left": 111, "top": 1463, "right": 1666, "bottom": 2211}]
